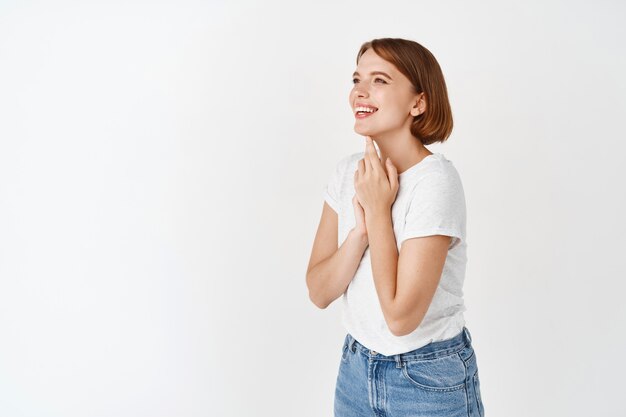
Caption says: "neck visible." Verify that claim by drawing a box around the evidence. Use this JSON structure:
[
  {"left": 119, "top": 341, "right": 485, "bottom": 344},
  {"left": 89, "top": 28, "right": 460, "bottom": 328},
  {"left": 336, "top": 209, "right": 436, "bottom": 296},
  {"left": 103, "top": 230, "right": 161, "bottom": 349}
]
[{"left": 369, "top": 130, "right": 433, "bottom": 175}]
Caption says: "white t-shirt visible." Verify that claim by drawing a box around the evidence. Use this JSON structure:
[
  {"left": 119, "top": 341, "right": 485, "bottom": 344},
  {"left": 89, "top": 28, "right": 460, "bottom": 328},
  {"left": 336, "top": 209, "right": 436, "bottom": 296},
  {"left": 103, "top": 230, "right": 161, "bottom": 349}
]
[{"left": 323, "top": 150, "right": 468, "bottom": 356}]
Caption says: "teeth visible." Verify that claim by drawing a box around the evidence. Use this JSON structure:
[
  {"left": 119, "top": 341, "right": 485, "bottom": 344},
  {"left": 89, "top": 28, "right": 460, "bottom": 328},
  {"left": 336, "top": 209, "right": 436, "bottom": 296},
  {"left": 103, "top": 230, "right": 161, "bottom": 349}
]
[{"left": 356, "top": 106, "right": 377, "bottom": 113}]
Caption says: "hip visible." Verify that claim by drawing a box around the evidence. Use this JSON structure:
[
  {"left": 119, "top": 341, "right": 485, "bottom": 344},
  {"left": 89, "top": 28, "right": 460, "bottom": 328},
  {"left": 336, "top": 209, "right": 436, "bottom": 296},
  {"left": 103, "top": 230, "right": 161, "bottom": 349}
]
[{"left": 334, "top": 327, "right": 485, "bottom": 417}]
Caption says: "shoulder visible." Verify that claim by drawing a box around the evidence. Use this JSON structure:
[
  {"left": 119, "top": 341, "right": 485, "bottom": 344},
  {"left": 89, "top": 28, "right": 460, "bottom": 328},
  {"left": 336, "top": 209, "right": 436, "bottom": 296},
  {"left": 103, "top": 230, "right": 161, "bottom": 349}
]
[
  {"left": 334, "top": 151, "right": 363, "bottom": 174},
  {"left": 427, "top": 153, "right": 460, "bottom": 176},
  {"left": 407, "top": 155, "right": 465, "bottom": 204},
  {"left": 409, "top": 154, "right": 462, "bottom": 187},
  {"left": 347, "top": 151, "right": 364, "bottom": 167}
]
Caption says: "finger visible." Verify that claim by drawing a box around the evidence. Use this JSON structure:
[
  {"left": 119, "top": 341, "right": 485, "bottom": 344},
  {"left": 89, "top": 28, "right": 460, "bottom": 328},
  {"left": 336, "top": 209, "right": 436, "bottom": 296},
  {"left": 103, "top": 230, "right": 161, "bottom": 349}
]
[
  {"left": 386, "top": 157, "right": 398, "bottom": 189},
  {"left": 363, "top": 137, "right": 373, "bottom": 173},
  {"left": 367, "top": 136, "right": 381, "bottom": 161},
  {"left": 357, "top": 157, "right": 365, "bottom": 177},
  {"left": 355, "top": 193, "right": 364, "bottom": 207},
  {"left": 365, "top": 136, "right": 382, "bottom": 174}
]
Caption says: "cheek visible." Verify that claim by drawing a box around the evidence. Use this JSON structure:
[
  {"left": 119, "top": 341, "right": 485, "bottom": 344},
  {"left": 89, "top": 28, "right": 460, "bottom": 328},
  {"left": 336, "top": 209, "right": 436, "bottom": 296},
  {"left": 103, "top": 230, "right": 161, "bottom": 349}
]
[
  {"left": 380, "top": 101, "right": 405, "bottom": 118},
  {"left": 349, "top": 89, "right": 358, "bottom": 104},
  {"left": 380, "top": 95, "right": 412, "bottom": 117}
]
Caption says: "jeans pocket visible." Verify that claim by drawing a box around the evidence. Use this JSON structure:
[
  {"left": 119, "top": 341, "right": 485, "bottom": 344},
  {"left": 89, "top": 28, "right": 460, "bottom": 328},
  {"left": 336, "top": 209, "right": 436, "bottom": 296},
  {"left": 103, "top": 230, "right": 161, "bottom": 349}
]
[
  {"left": 473, "top": 371, "right": 484, "bottom": 416},
  {"left": 400, "top": 353, "right": 466, "bottom": 392}
]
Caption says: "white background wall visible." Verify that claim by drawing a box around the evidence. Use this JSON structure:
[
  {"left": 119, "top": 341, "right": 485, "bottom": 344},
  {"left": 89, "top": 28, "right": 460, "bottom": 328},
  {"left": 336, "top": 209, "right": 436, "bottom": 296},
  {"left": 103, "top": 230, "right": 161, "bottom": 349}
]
[{"left": 1, "top": 0, "right": 625, "bottom": 416}]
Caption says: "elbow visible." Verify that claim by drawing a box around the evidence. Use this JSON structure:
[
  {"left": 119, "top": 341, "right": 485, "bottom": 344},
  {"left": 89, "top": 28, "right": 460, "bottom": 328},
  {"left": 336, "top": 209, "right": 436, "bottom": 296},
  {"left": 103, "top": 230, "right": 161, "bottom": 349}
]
[
  {"left": 306, "top": 272, "right": 331, "bottom": 309},
  {"left": 307, "top": 284, "right": 330, "bottom": 309},
  {"left": 389, "top": 322, "right": 411, "bottom": 337},
  {"left": 309, "top": 292, "right": 330, "bottom": 309},
  {"left": 388, "top": 317, "right": 422, "bottom": 337}
]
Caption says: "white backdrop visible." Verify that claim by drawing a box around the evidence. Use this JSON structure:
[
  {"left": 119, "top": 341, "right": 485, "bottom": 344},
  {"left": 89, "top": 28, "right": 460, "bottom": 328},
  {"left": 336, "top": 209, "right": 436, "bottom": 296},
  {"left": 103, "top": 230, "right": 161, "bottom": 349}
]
[{"left": 1, "top": 0, "right": 625, "bottom": 416}]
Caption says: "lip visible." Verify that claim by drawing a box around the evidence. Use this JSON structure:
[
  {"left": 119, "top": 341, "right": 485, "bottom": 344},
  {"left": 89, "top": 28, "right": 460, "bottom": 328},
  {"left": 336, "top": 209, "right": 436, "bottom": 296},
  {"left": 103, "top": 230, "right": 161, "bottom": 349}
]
[
  {"left": 354, "top": 102, "right": 378, "bottom": 111},
  {"left": 354, "top": 102, "right": 379, "bottom": 119},
  {"left": 355, "top": 110, "right": 376, "bottom": 119}
]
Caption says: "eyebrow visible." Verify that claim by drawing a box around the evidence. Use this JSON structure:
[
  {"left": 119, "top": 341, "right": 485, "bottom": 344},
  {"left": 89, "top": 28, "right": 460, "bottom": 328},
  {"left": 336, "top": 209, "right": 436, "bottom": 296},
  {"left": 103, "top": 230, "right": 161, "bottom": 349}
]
[{"left": 352, "top": 70, "right": 392, "bottom": 79}]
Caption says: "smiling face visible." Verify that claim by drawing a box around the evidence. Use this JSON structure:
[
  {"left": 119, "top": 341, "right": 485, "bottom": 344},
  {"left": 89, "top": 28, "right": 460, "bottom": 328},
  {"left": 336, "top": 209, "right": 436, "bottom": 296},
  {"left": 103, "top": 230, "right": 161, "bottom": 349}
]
[{"left": 350, "top": 48, "right": 425, "bottom": 139}]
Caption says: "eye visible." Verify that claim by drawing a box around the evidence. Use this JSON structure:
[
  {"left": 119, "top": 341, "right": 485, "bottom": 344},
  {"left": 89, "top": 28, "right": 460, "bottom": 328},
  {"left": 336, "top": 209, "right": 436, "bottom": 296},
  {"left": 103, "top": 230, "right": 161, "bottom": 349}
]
[{"left": 352, "top": 78, "right": 387, "bottom": 84}]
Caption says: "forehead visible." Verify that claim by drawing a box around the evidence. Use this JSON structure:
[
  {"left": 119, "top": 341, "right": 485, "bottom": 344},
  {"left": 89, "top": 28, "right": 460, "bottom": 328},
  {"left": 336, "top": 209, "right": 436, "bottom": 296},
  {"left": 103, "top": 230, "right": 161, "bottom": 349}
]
[{"left": 355, "top": 49, "right": 395, "bottom": 73}]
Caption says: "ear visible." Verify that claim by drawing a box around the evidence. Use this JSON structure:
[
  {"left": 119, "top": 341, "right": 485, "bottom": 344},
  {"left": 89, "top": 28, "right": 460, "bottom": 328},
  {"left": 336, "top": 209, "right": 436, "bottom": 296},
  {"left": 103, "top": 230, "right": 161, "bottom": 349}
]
[{"left": 410, "top": 93, "right": 426, "bottom": 117}]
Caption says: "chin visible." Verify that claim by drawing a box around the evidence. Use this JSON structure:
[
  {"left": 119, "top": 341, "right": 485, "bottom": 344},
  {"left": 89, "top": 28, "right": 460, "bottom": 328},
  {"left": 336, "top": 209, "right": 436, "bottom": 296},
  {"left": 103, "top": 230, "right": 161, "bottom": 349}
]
[{"left": 354, "top": 126, "right": 377, "bottom": 136}]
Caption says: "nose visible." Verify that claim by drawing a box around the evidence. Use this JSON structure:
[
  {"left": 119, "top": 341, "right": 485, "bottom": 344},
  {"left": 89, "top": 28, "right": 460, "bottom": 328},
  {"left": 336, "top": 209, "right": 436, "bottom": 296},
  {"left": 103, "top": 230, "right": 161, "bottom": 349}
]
[
  {"left": 350, "top": 84, "right": 368, "bottom": 107},
  {"left": 354, "top": 86, "right": 368, "bottom": 99}
]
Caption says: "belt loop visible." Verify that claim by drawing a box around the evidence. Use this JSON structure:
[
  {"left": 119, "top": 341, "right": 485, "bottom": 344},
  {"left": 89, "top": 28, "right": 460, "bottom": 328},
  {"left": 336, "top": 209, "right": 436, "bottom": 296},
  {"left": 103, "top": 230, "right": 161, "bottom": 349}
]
[
  {"left": 463, "top": 327, "right": 472, "bottom": 343},
  {"left": 348, "top": 334, "right": 356, "bottom": 353},
  {"left": 394, "top": 354, "right": 403, "bottom": 368}
]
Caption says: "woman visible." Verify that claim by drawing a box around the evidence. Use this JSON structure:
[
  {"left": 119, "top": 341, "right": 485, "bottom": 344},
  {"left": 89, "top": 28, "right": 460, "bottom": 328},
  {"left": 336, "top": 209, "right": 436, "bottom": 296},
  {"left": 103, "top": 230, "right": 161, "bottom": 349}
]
[{"left": 306, "top": 38, "right": 485, "bottom": 416}]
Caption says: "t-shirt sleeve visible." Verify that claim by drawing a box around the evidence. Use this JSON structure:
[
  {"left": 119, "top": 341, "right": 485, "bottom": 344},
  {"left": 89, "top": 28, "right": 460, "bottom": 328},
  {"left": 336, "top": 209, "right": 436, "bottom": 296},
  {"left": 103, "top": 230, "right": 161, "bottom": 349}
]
[
  {"left": 400, "top": 170, "right": 466, "bottom": 248},
  {"left": 323, "top": 155, "right": 349, "bottom": 214}
]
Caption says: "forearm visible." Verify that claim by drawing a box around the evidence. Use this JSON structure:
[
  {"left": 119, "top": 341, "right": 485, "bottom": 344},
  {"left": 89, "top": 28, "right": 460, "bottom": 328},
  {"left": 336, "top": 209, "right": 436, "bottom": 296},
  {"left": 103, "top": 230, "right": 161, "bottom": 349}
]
[
  {"left": 366, "top": 209, "right": 399, "bottom": 326},
  {"left": 306, "top": 228, "right": 369, "bottom": 309}
]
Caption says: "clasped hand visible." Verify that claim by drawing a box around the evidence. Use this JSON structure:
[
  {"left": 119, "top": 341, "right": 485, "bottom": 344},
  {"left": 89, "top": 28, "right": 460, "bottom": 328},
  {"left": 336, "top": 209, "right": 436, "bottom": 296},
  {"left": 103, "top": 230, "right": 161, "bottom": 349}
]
[{"left": 352, "top": 136, "right": 399, "bottom": 234}]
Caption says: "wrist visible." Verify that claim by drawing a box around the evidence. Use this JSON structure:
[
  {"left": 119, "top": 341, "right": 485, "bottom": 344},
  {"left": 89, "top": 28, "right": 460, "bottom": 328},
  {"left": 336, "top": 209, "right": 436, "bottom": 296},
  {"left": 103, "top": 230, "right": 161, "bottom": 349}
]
[
  {"left": 350, "top": 227, "right": 369, "bottom": 246},
  {"left": 365, "top": 207, "right": 391, "bottom": 223}
]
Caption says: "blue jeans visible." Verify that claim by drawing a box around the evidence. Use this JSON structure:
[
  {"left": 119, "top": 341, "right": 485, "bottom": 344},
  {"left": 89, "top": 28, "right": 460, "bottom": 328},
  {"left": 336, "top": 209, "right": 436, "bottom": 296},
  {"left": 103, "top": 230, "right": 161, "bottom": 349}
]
[{"left": 334, "top": 327, "right": 485, "bottom": 417}]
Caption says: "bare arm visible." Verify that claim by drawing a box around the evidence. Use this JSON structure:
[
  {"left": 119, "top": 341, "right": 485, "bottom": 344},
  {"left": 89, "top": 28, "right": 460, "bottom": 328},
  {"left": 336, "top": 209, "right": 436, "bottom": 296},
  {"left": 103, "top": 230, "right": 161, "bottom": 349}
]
[
  {"left": 306, "top": 201, "right": 369, "bottom": 309},
  {"left": 355, "top": 137, "right": 452, "bottom": 336},
  {"left": 366, "top": 208, "right": 450, "bottom": 336}
]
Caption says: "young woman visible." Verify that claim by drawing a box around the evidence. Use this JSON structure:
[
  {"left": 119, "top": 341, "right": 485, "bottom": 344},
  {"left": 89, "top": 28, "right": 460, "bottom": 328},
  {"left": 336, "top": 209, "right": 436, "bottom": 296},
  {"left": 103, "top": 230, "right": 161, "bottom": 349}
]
[{"left": 306, "top": 38, "right": 485, "bottom": 416}]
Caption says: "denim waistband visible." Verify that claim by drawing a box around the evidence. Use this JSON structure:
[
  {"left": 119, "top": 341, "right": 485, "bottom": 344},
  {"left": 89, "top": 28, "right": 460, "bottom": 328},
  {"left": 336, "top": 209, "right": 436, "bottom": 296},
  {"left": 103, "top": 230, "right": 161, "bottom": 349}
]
[{"left": 346, "top": 327, "right": 473, "bottom": 365}]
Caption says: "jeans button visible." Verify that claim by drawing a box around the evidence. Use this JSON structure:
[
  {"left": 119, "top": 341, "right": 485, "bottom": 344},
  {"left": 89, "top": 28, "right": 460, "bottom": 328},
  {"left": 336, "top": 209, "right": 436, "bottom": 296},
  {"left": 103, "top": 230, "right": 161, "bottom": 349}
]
[{"left": 370, "top": 350, "right": 377, "bottom": 355}]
